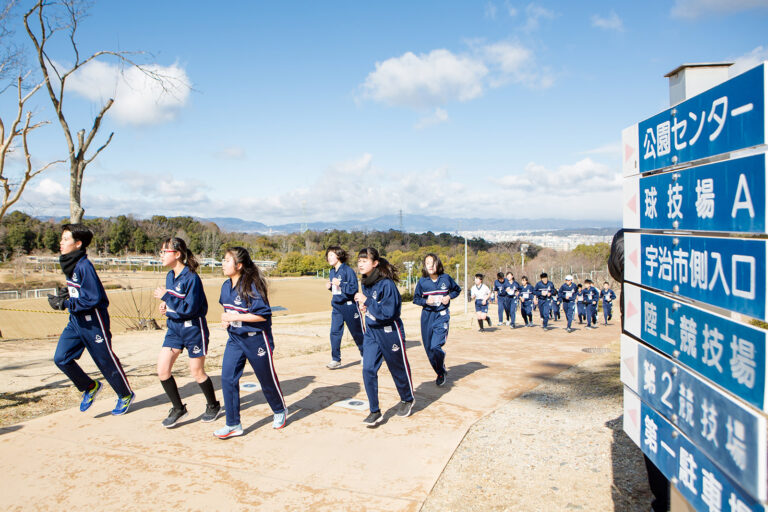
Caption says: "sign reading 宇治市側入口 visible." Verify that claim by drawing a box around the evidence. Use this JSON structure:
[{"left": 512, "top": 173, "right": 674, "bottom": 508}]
[
  {"left": 622, "top": 62, "right": 767, "bottom": 177},
  {"left": 623, "top": 232, "right": 767, "bottom": 320},
  {"left": 623, "top": 152, "right": 768, "bottom": 233}
]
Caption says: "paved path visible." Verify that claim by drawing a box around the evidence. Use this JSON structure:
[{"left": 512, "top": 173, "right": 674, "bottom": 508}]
[{"left": 0, "top": 309, "right": 618, "bottom": 511}]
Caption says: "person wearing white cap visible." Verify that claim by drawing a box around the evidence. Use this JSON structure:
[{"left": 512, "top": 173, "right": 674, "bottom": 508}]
[{"left": 558, "top": 275, "right": 579, "bottom": 333}]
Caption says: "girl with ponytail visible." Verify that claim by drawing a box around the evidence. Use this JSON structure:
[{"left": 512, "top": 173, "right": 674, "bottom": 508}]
[
  {"left": 353, "top": 247, "right": 415, "bottom": 427},
  {"left": 154, "top": 237, "right": 220, "bottom": 428},
  {"left": 213, "top": 247, "right": 288, "bottom": 439}
]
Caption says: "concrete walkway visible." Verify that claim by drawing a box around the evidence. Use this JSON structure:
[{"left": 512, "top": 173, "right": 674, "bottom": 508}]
[{"left": 0, "top": 311, "right": 618, "bottom": 511}]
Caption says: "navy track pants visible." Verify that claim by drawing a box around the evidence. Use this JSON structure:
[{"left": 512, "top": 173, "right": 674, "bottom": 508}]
[
  {"left": 420, "top": 309, "right": 449, "bottom": 377},
  {"left": 329, "top": 301, "right": 365, "bottom": 362},
  {"left": 362, "top": 319, "right": 414, "bottom": 413}
]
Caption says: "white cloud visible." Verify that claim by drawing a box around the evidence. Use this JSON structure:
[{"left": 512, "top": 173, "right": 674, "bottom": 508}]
[
  {"left": 591, "top": 10, "right": 624, "bottom": 31},
  {"left": 523, "top": 3, "right": 555, "bottom": 32},
  {"left": 360, "top": 41, "right": 552, "bottom": 108},
  {"left": 415, "top": 108, "right": 449, "bottom": 129},
  {"left": 33, "top": 178, "right": 67, "bottom": 198},
  {"left": 64, "top": 60, "right": 191, "bottom": 125},
  {"left": 504, "top": 1, "right": 518, "bottom": 17},
  {"left": 494, "top": 157, "right": 622, "bottom": 196},
  {"left": 729, "top": 46, "right": 768, "bottom": 76},
  {"left": 360, "top": 49, "right": 488, "bottom": 108},
  {"left": 215, "top": 146, "right": 246, "bottom": 160},
  {"left": 671, "top": 0, "right": 768, "bottom": 18}
]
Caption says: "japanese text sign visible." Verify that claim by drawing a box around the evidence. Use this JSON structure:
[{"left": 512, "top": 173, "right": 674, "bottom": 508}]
[
  {"left": 623, "top": 62, "right": 767, "bottom": 176},
  {"left": 624, "top": 152, "right": 768, "bottom": 233},
  {"left": 624, "top": 232, "right": 767, "bottom": 320},
  {"left": 622, "top": 335, "right": 767, "bottom": 500},
  {"left": 624, "top": 388, "right": 765, "bottom": 511},
  {"left": 623, "top": 283, "right": 768, "bottom": 412}
]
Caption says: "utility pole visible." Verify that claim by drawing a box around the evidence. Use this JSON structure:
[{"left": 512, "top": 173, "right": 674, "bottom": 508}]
[
  {"left": 464, "top": 234, "right": 468, "bottom": 314},
  {"left": 404, "top": 261, "right": 414, "bottom": 293},
  {"left": 455, "top": 263, "right": 460, "bottom": 282}
]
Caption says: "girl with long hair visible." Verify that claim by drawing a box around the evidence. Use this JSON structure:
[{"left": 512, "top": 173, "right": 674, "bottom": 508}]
[
  {"left": 324, "top": 246, "right": 365, "bottom": 369},
  {"left": 354, "top": 247, "right": 415, "bottom": 427},
  {"left": 213, "top": 247, "right": 287, "bottom": 439},
  {"left": 412, "top": 253, "right": 461, "bottom": 387}
]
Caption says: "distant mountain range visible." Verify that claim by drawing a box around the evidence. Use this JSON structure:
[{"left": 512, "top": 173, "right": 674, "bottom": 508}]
[{"left": 203, "top": 215, "right": 621, "bottom": 235}]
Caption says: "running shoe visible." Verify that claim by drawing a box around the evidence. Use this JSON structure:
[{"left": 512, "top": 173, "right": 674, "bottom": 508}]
[
  {"left": 214, "top": 424, "right": 243, "bottom": 439},
  {"left": 162, "top": 405, "right": 188, "bottom": 428},
  {"left": 363, "top": 411, "right": 383, "bottom": 427},
  {"left": 79, "top": 381, "right": 102, "bottom": 412},
  {"left": 201, "top": 401, "right": 222, "bottom": 423},
  {"left": 326, "top": 360, "right": 342, "bottom": 369},
  {"left": 272, "top": 410, "right": 287, "bottom": 429},
  {"left": 111, "top": 391, "right": 135, "bottom": 415},
  {"left": 396, "top": 400, "right": 415, "bottom": 417},
  {"left": 436, "top": 374, "right": 446, "bottom": 387}
]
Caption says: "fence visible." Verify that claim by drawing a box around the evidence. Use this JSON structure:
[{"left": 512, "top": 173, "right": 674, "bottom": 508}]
[
  {"left": 0, "top": 291, "right": 21, "bottom": 300},
  {"left": 26, "top": 288, "right": 56, "bottom": 298}
]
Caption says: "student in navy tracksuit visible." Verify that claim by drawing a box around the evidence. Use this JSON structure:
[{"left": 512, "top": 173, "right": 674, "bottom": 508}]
[
  {"left": 583, "top": 279, "right": 600, "bottom": 329},
  {"left": 153, "top": 237, "right": 220, "bottom": 428},
  {"left": 354, "top": 248, "right": 415, "bottom": 427},
  {"left": 325, "top": 246, "right": 365, "bottom": 369},
  {"left": 600, "top": 282, "right": 617, "bottom": 326},
  {"left": 413, "top": 253, "right": 461, "bottom": 387},
  {"left": 534, "top": 273, "right": 557, "bottom": 329},
  {"left": 559, "top": 275, "right": 579, "bottom": 332},
  {"left": 49, "top": 224, "right": 134, "bottom": 415},
  {"left": 576, "top": 284, "right": 587, "bottom": 324},
  {"left": 504, "top": 272, "right": 520, "bottom": 328},
  {"left": 214, "top": 247, "right": 288, "bottom": 439},
  {"left": 551, "top": 292, "right": 561, "bottom": 320},
  {"left": 493, "top": 273, "right": 508, "bottom": 325},
  {"left": 519, "top": 276, "right": 535, "bottom": 326}
]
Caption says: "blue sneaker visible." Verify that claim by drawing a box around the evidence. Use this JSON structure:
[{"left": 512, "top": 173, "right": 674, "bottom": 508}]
[
  {"left": 79, "top": 381, "right": 102, "bottom": 412},
  {"left": 272, "top": 410, "right": 287, "bottom": 429},
  {"left": 111, "top": 391, "right": 135, "bottom": 415},
  {"left": 214, "top": 424, "right": 243, "bottom": 439}
]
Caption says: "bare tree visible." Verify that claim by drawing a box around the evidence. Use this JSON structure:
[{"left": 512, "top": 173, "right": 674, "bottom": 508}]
[
  {"left": 0, "top": 1, "right": 61, "bottom": 222},
  {"left": 23, "top": 0, "right": 182, "bottom": 223}
]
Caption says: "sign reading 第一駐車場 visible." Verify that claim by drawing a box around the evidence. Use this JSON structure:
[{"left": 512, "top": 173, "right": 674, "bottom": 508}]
[
  {"left": 624, "top": 388, "right": 765, "bottom": 512},
  {"left": 622, "top": 63, "right": 767, "bottom": 176},
  {"left": 623, "top": 152, "right": 768, "bottom": 233},
  {"left": 623, "top": 232, "right": 767, "bottom": 320}
]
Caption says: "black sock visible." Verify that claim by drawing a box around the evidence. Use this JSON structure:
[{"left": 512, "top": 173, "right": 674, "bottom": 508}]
[
  {"left": 198, "top": 377, "right": 218, "bottom": 406},
  {"left": 161, "top": 376, "right": 183, "bottom": 410},
  {"left": 478, "top": 319, "right": 484, "bottom": 328}
]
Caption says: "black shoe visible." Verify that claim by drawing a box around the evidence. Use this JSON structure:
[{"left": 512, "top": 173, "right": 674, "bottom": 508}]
[
  {"left": 162, "top": 405, "right": 188, "bottom": 428},
  {"left": 363, "top": 411, "right": 383, "bottom": 427},
  {"left": 396, "top": 400, "right": 415, "bottom": 417},
  {"left": 436, "top": 373, "right": 446, "bottom": 387},
  {"left": 608, "top": 314, "right": 612, "bottom": 321},
  {"left": 201, "top": 401, "right": 222, "bottom": 423}
]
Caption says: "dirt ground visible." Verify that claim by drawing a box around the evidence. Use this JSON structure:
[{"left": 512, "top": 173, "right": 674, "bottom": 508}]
[{"left": 0, "top": 282, "right": 654, "bottom": 510}]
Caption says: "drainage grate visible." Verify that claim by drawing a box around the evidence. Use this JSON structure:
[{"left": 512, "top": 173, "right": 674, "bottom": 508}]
[{"left": 582, "top": 347, "right": 611, "bottom": 353}]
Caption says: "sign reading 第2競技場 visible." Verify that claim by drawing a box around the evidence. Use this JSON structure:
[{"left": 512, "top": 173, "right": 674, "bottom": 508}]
[
  {"left": 622, "top": 62, "right": 767, "bottom": 177},
  {"left": 623, "top": 152, "right": 768, "bottom": 233}
]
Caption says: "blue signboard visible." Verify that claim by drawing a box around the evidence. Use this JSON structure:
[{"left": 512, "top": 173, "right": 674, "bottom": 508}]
[
  {"left": 638, "top": 152, "right": 767, "bottom": 233},
  {"left": 623, "top": 284, "right": 768, "bottom": 412},
  {"left": 624, "top": 233, "right": 767, "bottom": 320},
  {"left": 622, "top": 336, "right": 767, "bottom": 500},
  {"left": 639, "top": 63, "right": 766, "bottom": 173},
  {"left": 625, "top": 389, "right": 765, "bottom": 512}
]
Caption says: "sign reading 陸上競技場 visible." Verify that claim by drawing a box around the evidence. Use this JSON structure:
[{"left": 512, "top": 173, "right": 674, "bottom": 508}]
[
  {"left": 624, "top": 388, "right": 765, "bottom": 512},
  {"left": 623, "top": 283, "right": 767, "bottom": 412},
  {"left": 621, "top": 335, "right": 767, "bottom": 500},
  {"left": 623, "top": 152, "right": 768, "bottom": 233},
  {"left": 623, "top": 63, "right": 767, "bottom": 176}
]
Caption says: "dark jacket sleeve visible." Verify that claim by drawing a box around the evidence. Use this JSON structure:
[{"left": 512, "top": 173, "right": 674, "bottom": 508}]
[
  {"left": 66, "top": 262, "right": 103, "bottom": 312},
  {"left": 413, "top": 279, "right": 427, "bottom": 306},
  {"left": 164, "top": 273, "right": 205, "bottom": 320},
  {"left": 364, "top": 281, "right": 399, "bottom": 322}
]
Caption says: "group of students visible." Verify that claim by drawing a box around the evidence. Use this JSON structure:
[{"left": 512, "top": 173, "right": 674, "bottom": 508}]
[
  {"left": 49, "top": 223, "right": 286, "bottom": 439},
  {"left": 48, "top": 224, "right": 614, "bottom": 436},
  {"left": 470, "top": 271, "right": 616, "bottom": 333}
]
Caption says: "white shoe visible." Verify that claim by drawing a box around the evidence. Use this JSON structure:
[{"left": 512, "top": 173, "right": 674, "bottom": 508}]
[{"left": 326, "top": 360, "right": 342, "bottom": 369}]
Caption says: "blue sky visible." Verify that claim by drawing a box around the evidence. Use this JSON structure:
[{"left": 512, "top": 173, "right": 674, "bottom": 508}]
[{"left": 5, "top": 0, "right": 768, "bottom": 225}]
